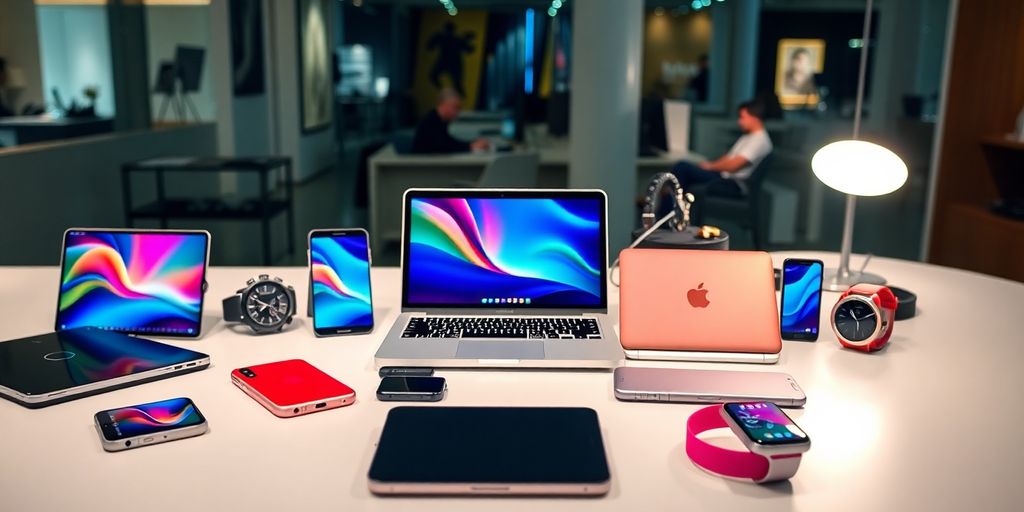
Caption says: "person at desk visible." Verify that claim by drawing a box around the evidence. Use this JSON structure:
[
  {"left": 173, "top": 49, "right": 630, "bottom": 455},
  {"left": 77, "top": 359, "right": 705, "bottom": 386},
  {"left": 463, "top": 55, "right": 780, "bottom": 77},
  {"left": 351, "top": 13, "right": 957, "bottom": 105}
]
[
  {"left": 670, "top": 99, "right": 772, "bottom": 195},
  {"left": 411, "top": 88, "right": 489, "bottom": 154}
]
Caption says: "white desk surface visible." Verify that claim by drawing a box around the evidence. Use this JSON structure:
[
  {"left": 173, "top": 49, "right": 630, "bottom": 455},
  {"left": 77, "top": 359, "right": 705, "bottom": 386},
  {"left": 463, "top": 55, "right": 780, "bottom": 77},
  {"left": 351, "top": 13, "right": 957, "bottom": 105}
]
[{"left": 2, "top": 251, "right": 1023, "bottom": 511}]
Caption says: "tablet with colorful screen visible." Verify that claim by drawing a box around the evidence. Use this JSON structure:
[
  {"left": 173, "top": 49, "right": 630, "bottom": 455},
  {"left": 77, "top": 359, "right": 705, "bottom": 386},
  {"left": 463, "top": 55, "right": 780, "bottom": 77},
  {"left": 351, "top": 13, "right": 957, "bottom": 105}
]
[{"left": 55, "top": 229, "right": 210, "bottom": 337}]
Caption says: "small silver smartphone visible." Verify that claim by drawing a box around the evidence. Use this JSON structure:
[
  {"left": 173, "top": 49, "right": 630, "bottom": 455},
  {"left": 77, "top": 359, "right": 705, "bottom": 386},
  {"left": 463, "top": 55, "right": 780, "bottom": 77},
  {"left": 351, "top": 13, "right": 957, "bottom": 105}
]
[
  {"left": 613, "top": 367, "right": 806, "bottom": 407},
  {"left": 376, "top": 376, "right": 447, "bottom": 402},
  {"left": 94, "top": 397, "right": 208, "bottom": 452}
]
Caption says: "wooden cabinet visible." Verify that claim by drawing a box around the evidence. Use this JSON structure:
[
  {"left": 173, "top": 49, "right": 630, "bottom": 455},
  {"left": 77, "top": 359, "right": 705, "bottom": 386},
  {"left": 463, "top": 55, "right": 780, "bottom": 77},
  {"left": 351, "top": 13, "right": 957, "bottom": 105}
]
[{"left": 927, "top": 0, "right": 1024, "bottom": 282}]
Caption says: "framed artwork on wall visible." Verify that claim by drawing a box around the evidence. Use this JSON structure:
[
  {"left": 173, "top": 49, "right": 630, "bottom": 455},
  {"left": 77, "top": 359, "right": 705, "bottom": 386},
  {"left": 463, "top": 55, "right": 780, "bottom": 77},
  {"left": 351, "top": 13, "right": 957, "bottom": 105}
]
[
  {"left": 775, "top": 38, "right": 825, "bottom": 109},
  {"left": 298, "top": 0, "right": 332, "bottom": 132},
  {"left": 230, "top": 0, "right": 265, "bottom": 96}
]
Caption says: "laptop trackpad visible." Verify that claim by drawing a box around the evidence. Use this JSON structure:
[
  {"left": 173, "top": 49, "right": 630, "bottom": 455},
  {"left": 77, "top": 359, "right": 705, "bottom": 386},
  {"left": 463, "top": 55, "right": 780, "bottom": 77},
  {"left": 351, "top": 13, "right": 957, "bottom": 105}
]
[{"left": 456, "top": 341, "right": 545, "bottom": 360}]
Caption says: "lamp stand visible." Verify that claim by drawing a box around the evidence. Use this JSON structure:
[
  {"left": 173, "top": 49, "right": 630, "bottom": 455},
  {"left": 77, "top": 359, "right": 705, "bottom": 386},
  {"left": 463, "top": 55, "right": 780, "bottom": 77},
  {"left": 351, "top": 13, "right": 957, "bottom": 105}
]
[
  {"left": 822, "top": 0, "right": 886, "bottom": 292},
  {"left": 824, "top": 194, "right": 886, "bottom": 291}
]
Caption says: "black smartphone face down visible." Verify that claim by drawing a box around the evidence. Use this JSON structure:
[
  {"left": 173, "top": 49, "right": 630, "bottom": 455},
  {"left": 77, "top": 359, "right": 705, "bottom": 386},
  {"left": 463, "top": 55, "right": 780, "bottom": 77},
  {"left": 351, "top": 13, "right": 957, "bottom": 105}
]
[
  {"left": 780, "top": 259, "right": 824, "bottom": 341},
  {"left": 309, "top": 229, "right": 374, "bottom": 336},
  {"left": 376, "top": 377, "right": 447, "bottom": 402}
]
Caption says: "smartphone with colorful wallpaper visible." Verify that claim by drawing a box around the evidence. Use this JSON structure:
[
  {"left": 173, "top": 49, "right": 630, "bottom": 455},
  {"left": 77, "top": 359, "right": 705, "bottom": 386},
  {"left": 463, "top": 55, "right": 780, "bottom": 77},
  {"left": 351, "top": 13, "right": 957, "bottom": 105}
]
[
  {"left": 780, "top": 258, "right": 824, "bottom": 341},
  {"left": 231, "top": 359, "right": 356, "bottom": 418},
  {"left": 308, "top": 229, "right": 374, "bottom": 337},
  {"left": 94, "top": 397, "right": 208, "bottom": 452}
]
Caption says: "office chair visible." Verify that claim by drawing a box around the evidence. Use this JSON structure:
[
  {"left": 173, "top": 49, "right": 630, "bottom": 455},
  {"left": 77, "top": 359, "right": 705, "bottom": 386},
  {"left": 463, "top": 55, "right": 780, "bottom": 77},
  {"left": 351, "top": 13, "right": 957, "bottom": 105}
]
[
  {"left": 453, "top": 152, "right": 540, "bottom": 188},
  {"left": 697, "top": 154, "right": 773, "bottom": 250},
  {"left": 392, "top": 133, "right": 414, "bottom": 155}
]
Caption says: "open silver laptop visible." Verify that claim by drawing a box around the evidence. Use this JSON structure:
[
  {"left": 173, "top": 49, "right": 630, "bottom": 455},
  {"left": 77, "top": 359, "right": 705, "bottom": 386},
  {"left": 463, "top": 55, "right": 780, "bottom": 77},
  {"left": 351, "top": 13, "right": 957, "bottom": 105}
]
[{"left": 375, "top": 189, "right": 623, "bottom": 369}]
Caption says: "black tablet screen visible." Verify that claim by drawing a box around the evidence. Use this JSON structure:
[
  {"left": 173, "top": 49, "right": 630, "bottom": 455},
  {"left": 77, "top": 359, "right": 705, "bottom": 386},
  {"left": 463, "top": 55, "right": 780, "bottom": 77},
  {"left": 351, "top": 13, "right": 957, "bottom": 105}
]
[{"left": 368, "top": 407, "right": 610, "bottom": 485}]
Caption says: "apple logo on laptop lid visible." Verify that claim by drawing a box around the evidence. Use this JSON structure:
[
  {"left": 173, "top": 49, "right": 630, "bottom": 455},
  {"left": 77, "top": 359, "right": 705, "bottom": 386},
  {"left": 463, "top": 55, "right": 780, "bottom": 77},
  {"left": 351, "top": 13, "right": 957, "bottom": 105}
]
[{"left": 686, "top": 283, "right": 710, "bottom": 308}]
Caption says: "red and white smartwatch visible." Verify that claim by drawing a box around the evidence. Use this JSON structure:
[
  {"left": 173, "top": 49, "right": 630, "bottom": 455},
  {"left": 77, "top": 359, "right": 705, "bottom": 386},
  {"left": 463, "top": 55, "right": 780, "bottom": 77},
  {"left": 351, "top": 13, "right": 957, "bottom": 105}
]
[
  {"left": 686, "top": 402, "right": 810, "bottom": 484},
  {"left": 830, "top": 284, "right": 898, "bottom": 352}
]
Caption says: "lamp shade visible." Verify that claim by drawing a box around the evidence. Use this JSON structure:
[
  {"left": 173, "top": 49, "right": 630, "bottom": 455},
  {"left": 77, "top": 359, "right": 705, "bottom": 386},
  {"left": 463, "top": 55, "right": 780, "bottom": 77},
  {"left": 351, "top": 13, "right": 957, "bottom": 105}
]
[{"left": 812, "top": 140, "right": 908, "bottom": 196}]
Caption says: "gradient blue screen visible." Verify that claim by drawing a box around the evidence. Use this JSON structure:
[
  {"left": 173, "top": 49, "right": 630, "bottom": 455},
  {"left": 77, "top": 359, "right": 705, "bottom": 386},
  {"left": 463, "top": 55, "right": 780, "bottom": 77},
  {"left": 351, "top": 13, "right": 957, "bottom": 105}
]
[
  {"left": 311, "top": 234, "right": 373, "bottom": 329},
  {"left": 781, "top": 261, "right": 823, "bottom": 334},
  {"left": 406, "top": 196, "right": 604, "bottom": 307}
]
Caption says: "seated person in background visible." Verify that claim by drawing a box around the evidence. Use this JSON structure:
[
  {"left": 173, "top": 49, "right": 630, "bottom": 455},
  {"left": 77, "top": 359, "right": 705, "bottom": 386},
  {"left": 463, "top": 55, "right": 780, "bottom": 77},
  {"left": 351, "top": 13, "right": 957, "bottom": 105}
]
[
  {"left": 670, "top": 99, "right": 772, "bottom": 197},
  {"left": 411, "top": 88, "right": 489, "bottom": 154}
]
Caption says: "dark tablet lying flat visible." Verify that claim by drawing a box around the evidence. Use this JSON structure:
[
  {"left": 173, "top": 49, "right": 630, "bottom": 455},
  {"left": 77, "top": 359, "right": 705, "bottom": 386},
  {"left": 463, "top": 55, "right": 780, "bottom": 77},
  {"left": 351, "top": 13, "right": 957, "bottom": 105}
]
[
  {"left": 0, "top": 327, "right": 209, "bottom": 408},
  {"left": 368, "top": 406, "right": 611, "bottom": 496}
]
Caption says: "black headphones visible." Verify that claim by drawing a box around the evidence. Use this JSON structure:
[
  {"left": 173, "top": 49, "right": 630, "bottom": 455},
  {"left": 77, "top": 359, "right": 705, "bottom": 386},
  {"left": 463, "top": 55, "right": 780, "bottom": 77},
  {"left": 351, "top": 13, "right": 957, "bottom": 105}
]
[{"left": 642, "top": 172, "right": 694, "bottom": 232}]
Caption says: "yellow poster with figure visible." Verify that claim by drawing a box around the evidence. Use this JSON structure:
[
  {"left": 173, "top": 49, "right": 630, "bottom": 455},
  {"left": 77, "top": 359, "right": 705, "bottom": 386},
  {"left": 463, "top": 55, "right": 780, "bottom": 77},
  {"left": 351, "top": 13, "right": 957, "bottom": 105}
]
[{"left": 413, "top": 10, "right": 488, "bottom": 117}]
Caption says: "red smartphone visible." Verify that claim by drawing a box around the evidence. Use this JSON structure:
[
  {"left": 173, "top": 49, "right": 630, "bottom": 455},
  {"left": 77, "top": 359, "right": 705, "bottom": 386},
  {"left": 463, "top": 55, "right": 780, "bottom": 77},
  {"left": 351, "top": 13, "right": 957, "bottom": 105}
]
[{"left": 230, "top": 359, "right": 356, "bottom": 418}]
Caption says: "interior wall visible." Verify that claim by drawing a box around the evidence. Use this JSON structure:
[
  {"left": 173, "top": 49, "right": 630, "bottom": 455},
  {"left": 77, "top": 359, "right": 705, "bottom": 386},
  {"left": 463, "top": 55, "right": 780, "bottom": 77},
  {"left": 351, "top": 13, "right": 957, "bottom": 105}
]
[
  {"left": 229, "top": 0, "right": 274, "bottom": 159},
  {"left": 0, "top": 124, "right": 219, "bottom": 265},
  {"left": 269, "top": 0, "right": 337, "bottom": 182},
  {"left": 145, "top": 5, "right": 216, "bottom": 122},
  {"left": 641, "top": 9, "right": 711, "bottom": 98},
  {"left": 36, "top": 5, "right": 116, "bottom": 117},
  {"left": 927, "top": 0, "right": 1024, "bottom": 281},
  {"left": 0, "top": 0, "right": 45, "bottom": 113}
]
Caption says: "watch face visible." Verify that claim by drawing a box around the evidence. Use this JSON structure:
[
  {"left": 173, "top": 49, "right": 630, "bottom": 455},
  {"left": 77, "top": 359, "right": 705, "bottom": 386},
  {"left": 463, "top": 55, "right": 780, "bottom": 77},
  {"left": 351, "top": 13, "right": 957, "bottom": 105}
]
[
  {"left": 834, "top": 298, "right": 879, "bottom": 342},
  {"left": 244, "top": 282, "right": 291, "bottom": 328},
  {"left": 724, "top": 402, "right": 808, "bottom": 446}
]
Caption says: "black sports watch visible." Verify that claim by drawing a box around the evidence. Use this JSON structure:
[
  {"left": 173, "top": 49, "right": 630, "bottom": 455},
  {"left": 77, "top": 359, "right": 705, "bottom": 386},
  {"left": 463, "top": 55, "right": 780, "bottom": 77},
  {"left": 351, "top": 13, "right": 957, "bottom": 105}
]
[{"left": 222, "top": 274, "right": 296, "bottom": 334}]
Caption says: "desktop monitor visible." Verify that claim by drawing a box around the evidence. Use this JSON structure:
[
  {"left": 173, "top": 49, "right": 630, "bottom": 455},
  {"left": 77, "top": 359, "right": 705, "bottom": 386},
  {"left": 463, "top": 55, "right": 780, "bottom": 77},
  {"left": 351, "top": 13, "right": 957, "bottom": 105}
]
[
  {"left": 639, "top": 97, "right": 667, "bottom": 155},
  {"left": 175, "top": 46, "right": 206, "bottom": 93},
  {"left": 663, "top": 100, "right": 691, "bottom": 154}
]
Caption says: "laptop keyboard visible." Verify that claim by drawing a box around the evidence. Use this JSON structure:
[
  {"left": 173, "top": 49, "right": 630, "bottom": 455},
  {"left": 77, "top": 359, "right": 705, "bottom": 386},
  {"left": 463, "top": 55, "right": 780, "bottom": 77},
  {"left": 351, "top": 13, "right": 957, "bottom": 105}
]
[{"left": 401, "top": 317, "right": 602, "bottom": 340}]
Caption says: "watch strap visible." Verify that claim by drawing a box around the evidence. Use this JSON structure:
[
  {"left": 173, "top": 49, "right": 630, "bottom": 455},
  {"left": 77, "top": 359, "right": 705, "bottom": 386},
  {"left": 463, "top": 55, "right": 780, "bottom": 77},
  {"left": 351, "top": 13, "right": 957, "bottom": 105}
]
[
  {"left": 889, "top": 286, "right": 917, "bottom": 320},
  {"left": 222, "top": 294, "right": 243, "bottom": 322},
  {"left": 847, "top": 284, "right": 898, "bottom": 351},
  {"left": 685, "top": 405, "right": 770, "bottom": 481}
]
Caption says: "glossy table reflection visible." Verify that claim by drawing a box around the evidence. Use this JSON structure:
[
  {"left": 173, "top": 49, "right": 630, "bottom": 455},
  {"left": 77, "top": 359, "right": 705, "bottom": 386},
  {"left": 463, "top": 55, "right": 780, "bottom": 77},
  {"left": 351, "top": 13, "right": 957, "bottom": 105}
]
[{"left": 1, "top": 252, "right": 1022, "bottom": 511}]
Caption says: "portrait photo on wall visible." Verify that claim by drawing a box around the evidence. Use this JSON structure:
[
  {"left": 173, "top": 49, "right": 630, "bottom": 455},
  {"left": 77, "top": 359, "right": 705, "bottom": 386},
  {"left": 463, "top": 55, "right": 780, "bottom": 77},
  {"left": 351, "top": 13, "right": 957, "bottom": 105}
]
[
  {"left": 775, "top": 38, "right": 825, "bottom": 109},
  {"left": 298, "top": 0, "right": 332, "bottom": 132}
]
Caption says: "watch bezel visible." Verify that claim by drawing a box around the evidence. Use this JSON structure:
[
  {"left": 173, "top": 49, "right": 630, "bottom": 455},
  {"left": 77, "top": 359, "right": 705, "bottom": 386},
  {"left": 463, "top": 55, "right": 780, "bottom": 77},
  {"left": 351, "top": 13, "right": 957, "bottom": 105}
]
[
  {"left": 240, "top": 278, "right": 296, "bottom": 333},
  {"left": 831, "top": 294, "right": 883, "bottom": 347}
]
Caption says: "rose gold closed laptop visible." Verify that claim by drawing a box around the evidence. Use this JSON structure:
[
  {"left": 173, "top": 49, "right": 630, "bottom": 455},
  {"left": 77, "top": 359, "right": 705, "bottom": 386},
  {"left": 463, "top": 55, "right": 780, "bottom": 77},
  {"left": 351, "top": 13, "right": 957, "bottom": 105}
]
[{"left": 618, "top": 248, "right": 781, "bottom": 364}]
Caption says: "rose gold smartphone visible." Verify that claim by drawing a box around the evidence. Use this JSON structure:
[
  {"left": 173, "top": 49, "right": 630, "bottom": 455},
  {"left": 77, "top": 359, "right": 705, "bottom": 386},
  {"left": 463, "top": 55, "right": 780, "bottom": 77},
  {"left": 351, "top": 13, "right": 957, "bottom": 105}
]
[
  {"left": 613, "top": 367, "right": 806, "bottom": 407},
  {"left": 368, "top": 407, "right": 611, "bottom": 496}
]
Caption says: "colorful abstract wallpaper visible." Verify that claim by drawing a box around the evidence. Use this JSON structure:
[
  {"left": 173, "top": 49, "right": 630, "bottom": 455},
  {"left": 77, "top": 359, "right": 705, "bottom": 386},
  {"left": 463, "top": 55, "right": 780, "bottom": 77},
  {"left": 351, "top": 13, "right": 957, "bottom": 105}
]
[
  {"left": 311, "top": 234, "right": 373, "bottom": 329},
  {"left": 781, "top": 261, "right": 822, "bottom": 334},
  {"left": 57, "top": 232, "right": 207, "bottom": 335},
  {"left": 406, "top": 197, "right": 603, "bottom": 307},
  {"left": 726, "top": 402, "right": 807, "bottom": 445},
  {"left": 106, "top": 397, "right": 204, "bottom": 437}
]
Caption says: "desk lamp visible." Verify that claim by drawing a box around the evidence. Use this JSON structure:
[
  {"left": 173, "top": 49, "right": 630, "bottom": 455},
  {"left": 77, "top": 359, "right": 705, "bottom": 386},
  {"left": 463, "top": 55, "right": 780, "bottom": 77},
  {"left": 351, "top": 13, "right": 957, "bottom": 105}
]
[
  {"left": 812, "top": 141, "right": 907, "bottom": 291},
  {"left": 810, "top": 0, "right": 908, "bottom": 292}
]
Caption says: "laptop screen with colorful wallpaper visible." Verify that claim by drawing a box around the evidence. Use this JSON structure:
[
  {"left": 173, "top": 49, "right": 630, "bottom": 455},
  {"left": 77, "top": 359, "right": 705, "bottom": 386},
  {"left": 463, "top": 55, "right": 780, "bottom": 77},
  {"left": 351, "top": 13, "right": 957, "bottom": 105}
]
[
  {"left": 310, "top": 231, "right": 374, "bottom": 332},
  {"left": 402, "top": 190, "right": 607, "bottom": 310},
  {"left": 55, "top": 230, "right": 209, "bottom": 337}
]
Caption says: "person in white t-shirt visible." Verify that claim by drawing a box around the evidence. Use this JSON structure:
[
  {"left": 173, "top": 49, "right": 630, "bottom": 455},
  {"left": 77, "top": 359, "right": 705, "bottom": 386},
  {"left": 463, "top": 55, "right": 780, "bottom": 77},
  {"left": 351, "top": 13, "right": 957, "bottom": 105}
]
[{"left": 670, "top": 100, "right": 773, "bottom": 197}]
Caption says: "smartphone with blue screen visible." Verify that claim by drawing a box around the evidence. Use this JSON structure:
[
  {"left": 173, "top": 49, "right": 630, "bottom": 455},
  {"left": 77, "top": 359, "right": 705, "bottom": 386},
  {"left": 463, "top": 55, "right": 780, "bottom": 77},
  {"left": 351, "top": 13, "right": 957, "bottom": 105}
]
[
  {"left": 308, "top": 229, "right": 374, "bottom": 337},
  {"left": 780, "top": 258, "right": 823, "bottom": 341}
]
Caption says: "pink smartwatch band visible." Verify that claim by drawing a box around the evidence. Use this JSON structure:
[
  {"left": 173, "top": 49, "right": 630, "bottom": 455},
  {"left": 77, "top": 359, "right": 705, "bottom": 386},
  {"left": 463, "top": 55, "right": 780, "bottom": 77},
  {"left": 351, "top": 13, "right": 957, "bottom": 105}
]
[{"left": 686, "top": 405, "right": 770, "bottom": 481}]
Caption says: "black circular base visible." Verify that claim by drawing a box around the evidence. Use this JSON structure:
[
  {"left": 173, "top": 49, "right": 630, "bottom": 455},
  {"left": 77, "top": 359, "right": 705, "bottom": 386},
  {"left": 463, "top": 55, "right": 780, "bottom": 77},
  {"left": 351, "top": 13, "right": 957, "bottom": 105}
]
[{"left": 631, "top": 227, "right": 730, "bottom": 250}]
